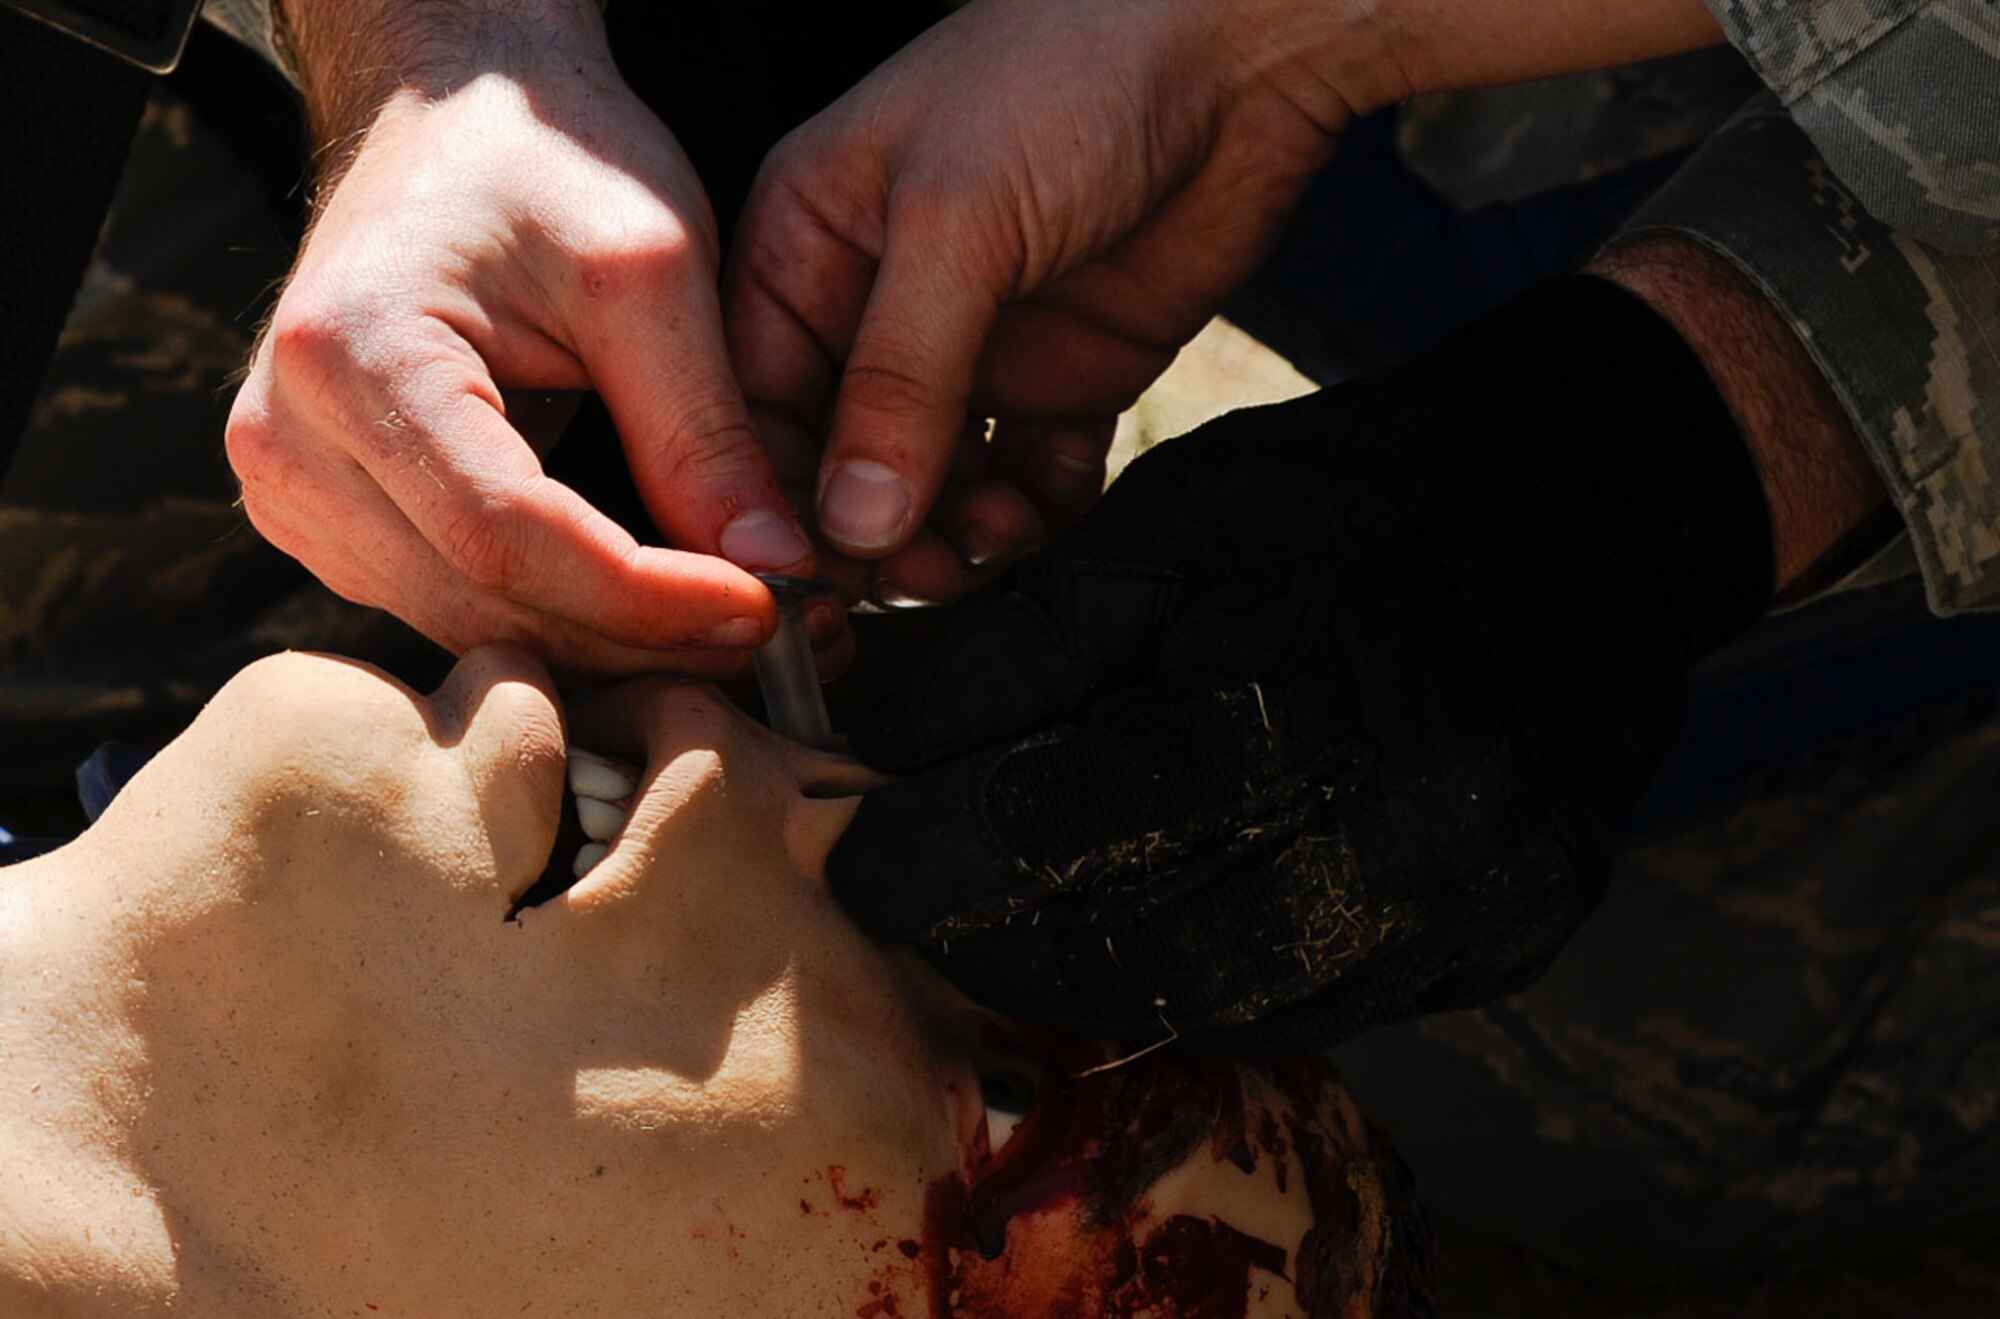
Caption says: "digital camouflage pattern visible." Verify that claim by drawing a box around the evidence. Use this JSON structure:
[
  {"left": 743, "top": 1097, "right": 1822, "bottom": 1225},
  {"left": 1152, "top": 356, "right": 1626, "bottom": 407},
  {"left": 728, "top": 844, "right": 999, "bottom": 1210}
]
[
  {"left": 1333, "top": 589, "right": 2000, "bottom": 1285},
  {"left": 1397, "top": 48, "right": 1764, "bottom": 210},
  {"left": 1403, "top": 37, "right": 2000, "bottom": 617},
  {"left": 1708, "top": 0, "right": 2000, "bottom": 253}
]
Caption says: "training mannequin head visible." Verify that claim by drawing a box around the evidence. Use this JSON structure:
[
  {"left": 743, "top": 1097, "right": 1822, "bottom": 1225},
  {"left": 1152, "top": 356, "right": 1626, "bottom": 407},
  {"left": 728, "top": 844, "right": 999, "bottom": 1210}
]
[{"left": 0, "top": 647, "right": 1428, "bottom": 1316}]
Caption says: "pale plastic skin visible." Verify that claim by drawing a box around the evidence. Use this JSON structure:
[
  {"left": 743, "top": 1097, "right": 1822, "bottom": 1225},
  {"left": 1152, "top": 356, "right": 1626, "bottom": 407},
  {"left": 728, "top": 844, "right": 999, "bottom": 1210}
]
[{"left": 0, "top": 647, "right": 1340, "bottom": 1317}]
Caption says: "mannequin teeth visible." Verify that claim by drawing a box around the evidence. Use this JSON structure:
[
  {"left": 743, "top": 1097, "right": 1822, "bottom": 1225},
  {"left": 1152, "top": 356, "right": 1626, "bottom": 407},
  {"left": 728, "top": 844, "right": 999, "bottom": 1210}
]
[
  {"left": 572, "top": 841, "right": 609, "bottom": 878},
  {"left": 987, "top": 1107, "right": 1025, "bottom": 1150},
  {"left": 567, "top": 748, "right": 638, "bottom": 803},
  {"left": 574, "top": 794, "right": 627, "bottom": 843}
]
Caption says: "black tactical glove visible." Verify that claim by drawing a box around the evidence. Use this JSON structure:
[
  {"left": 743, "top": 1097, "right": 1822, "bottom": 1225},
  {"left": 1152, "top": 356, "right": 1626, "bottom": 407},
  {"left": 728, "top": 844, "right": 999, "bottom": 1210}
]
[{"left": 828, "top": 277, "right": 1774, "bottom": 1058}]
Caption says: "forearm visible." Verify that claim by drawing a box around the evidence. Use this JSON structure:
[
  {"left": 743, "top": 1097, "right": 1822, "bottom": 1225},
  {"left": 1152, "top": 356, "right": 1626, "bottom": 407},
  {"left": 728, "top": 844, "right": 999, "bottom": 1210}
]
[
  {"left": 1613, "top": 96, "right": 2000, "bottom": 615},
  {"left": 1237, "top": 0, "right": 1724, "bottom": 125},
  {"left": 274, "top": 0, "right": 608, "bottom": 150},
  {"left": 1591, "top": 236, "right": 1890, "bottom": 594}
]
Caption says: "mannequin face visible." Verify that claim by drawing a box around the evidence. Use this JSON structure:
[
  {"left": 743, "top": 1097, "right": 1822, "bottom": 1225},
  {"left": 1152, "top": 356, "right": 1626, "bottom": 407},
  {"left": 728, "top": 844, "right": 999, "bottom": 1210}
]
[{"left": 2, "top": 648, "right": 1424, "bottom": 1317}]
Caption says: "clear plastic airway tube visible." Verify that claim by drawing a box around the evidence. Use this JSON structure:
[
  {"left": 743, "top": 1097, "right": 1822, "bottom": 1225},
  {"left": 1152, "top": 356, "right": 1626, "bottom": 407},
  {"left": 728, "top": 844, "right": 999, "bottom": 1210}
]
[{"left": 751, "top": 574, "right": 837, "bottom": 749}]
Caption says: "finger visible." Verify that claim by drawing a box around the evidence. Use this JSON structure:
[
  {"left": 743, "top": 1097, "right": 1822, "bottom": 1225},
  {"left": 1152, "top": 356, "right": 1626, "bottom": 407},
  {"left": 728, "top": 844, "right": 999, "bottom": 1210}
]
[
  {"left": 310, "top": 346, "right": 779, "bottom": 651},
  {"left": 830, "top": 681, "right": 1265, "bottom": 942},
  {"left": 816, "top": 232, "right": 999, "bottom": 557},
  {"left": 929, "top": 791, "right": 1429, "bottom": 1056},
  {"left": 869, "top": 528, "right": 975, "bottom": 609},
  {"left": 977, "top": 299, "right": 1177, "bottom": 419},
  {"left": 748, "top": 401, "right": 825, "bottom": 491},
  {"left": 570, "top": 259, "right": 815, "bottom": 576},
  {"left": 247, "top": 444, "right": 754, "bottom": 680},
  {"left": 990, "top": 416, "right": 1114, "bottom": 528},
  {"left": 935, "top": 477, "right": 1043, "bottom": 572},
  {"left": 725, "top": 159, "right": 880, "bottom": 440},
  {"left": 848, "top": 557, "right": 1180, "bottom": 770}
]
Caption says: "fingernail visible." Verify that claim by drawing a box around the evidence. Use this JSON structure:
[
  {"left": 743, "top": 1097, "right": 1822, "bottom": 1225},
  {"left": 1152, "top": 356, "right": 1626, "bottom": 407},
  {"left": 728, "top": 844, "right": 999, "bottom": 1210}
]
[
  {"left": 961, "top": 525, "right": 1006, "bottom": 568},
  {"left": 709, "top": 617, "right": 766, "bottom": 647},
  {"left": 718, "top": 509, "right": 811, "bottom": 571},
  {"left": 819, "top": 460, "right": 910, "bottom": 552},
  {"left": 873, "top": 576, "right": 934, "bottom": 610},
  {"left": 807, "top": 602, "right": 843, "bottom": 643},
  {"left": 1038, "top": 450, "right": 1100, "bottom": 507}
]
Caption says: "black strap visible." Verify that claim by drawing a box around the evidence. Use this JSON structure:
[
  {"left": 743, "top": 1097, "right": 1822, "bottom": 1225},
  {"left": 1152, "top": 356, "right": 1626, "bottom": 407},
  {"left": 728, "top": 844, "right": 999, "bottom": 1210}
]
[{"left": 0, "top": 4, "right": 164, "bottom": 478}]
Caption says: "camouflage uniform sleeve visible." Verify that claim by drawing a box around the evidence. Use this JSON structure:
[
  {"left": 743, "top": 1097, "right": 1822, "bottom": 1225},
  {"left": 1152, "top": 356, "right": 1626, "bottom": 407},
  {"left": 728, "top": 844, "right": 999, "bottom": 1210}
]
[
  {"left": 1704, "top": 0, "right": 2000, "bottom": 253},
  {"left": 1618, "top": 94, "right": 2000, "bottom": 614}
]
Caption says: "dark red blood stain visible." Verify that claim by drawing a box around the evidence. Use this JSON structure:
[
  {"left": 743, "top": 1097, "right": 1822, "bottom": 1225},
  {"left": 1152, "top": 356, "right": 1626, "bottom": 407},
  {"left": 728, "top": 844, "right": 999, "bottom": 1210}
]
[
  {"left": 828, "top": 1164, "right": 882, "bottom": 1213},
  {"left": 1255, "top": 1107, "right": 1291, "bottom": 1195},
  {"left": 1208, "top": 1069, "right": 1256, "bottom": 1176},
  {"left": 801, "top": 1199, "right": 816, "bottom": 1215},
  {"left": 948, "top": 1211, "right": 1286, "bottom": 1318},
  {"left": 920, "top": 1172, "right": 972, "bottom": 1318},
  {"left": 1273, "top": 1058, "right": 1436, "bottom": 1319},
  {"left": 885, "top": 1038, "right": 1436, "bottom": 1317},
  {"left": 960, "top": 1023, "right": 1255, "bottom": 1257},
  {"left": 896, "top": 1239, "right": 921, "bottom": 1260}
]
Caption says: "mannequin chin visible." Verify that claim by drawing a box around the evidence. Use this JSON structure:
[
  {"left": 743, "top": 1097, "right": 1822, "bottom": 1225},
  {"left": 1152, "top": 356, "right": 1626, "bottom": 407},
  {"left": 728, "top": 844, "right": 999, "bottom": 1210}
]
[{"left": 0, "top": 645, "right": 1429, "bottom": 1317}]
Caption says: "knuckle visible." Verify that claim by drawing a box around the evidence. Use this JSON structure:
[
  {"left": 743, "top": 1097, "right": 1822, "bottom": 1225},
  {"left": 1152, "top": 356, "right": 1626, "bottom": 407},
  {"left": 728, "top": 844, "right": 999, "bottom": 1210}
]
[
  {"left": 264, "top": 296, "right": 355, "bottom": 396},
  {"left": 434, "top": 493, "right": 532, "bottom": 595},
  {"left": 649, "top": 405, "right": 764, "bottom": 485},
  {"left": 752, "top": 127, "right": 832, "bottom": 206},
  {"left": 841, "top": 356, "right": 939, "bottom": 419},
  {"left": 233, "top": 484, "right": 293, "bottom": 549},
  {"left": 574, "top": 215, "right": 703, "bottom": 299},
  {"left": 760, "top": 129, "right": 817, "bottom": 185},
  {"left": 222, "top": 406, "right": 283, "bottom": 487}
]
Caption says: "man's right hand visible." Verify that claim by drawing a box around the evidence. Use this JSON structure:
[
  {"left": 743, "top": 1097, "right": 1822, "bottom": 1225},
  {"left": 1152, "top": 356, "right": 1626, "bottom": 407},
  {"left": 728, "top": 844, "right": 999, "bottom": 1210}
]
[{"left": 227, "top": 1, "right": 816, "bottom": 676}]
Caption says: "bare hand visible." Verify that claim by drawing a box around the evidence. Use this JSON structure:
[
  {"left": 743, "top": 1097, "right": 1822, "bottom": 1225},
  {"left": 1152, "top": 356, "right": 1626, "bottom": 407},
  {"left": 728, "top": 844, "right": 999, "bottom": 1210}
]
[
  {"left": 725, "top": 0, "right": 1382, "bottom": 605},
  {"left": 230, "top": 28, "right": 817, "bottom": 675}
]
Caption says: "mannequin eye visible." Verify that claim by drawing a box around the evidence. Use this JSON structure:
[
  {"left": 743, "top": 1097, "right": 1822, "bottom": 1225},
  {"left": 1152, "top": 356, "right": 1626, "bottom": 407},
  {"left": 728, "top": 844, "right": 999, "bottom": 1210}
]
[{"left": 978, "top": 1063, "right": 1039, "bottom": 1152}]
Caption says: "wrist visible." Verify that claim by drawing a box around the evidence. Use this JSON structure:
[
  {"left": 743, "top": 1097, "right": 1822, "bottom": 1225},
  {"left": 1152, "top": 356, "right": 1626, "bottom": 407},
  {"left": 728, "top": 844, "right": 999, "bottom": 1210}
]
[
  {"left": 276, "top": 0, "right": 610, "bottom": 153},
  {"left": 1233, "top": 0, "right": 1723, "bottom": 118},
  {"left": 1590, "top": 237, "right": 1891, "bottom": 594},
  {"left": 1409, "top": 276, "right": 1776, "bottom": 656},
  {"left": 1209, "top": 0, "right": 1420, "bottom": 131}
]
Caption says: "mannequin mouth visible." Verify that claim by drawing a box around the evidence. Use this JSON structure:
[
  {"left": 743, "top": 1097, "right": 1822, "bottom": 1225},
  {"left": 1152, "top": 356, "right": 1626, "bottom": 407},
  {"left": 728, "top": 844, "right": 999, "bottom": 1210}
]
[
  {"left": 561, "top": 747, "right": 639, "bottom": 879},
  {"left": 509, "top": 744, "right": 642, "bottom": 916}
]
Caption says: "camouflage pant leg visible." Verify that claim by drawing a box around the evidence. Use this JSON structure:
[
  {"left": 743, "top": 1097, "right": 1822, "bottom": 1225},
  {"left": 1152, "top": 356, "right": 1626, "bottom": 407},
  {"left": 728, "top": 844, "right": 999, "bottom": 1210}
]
[
  {"left": 1332, "top": 583, "right": 2000, "bottom": 1287},
  {"left": 0, "top": 82, "right": 431, "bottom": 833}
]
